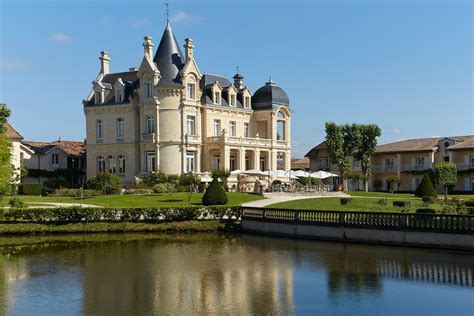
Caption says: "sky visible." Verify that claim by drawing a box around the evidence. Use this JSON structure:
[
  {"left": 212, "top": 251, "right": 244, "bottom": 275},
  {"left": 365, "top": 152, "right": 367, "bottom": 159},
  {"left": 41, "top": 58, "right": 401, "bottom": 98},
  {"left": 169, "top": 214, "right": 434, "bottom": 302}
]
[{"left": 0, "top": 0, "right": 472, "bottom": 157}]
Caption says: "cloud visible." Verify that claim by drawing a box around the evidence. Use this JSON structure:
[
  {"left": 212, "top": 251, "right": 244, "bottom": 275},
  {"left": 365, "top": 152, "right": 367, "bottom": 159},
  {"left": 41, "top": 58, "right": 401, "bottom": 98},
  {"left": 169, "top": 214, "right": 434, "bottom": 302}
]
[
  {"left": 132, "top": 18, "right": 151, "bottom": 28},
  {"left": 394, "top": 128, "right": 400, "bottom": 135},
  {"left": 49, "top": 33, "right": 72, "bottom": 43},
  {"left": 0, "top": 59, "right": 32, "bottom": 70},
  {"left": 171, "top": 11, "right": 202, "bottom": 23}
]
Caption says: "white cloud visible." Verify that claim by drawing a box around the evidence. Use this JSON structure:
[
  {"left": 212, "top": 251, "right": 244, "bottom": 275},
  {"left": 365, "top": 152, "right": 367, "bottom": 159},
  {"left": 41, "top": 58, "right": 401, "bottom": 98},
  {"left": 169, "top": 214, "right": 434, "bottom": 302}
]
[
  {"left": 0, "top": 59, "right": 32, "bottom": 70},
  {"left": 394, "top": 128, "right": 400, "bottom": 135},
  {"left": 132, "top": 18, "right": 151, "bottom": 28},
  {"left": 49, "top": 33, "right": 72, "bottom": 43},
  {"left": 171, "top": 11, "right": 202, "bottom": 23}
]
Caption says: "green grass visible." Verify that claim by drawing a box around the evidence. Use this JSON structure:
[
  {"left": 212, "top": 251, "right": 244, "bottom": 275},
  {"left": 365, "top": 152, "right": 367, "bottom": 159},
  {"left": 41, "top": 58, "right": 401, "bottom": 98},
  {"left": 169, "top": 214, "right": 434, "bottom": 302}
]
[
  {"left": 349, "top": 191, "right": 416, "bottom": 199},
  {"left": 2, "top": 192, "right": 262, "bottom": 208},
  {"left": 267, "top": 197, "right": 439, "bottom": 213},
  {"left": 0, "top": 220, "right": 227, "bottom": 235}
]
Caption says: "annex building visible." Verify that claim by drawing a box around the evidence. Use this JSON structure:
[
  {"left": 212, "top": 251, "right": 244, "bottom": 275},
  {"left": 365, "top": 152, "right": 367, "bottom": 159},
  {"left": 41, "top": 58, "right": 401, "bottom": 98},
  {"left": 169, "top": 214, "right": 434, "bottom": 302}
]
[{"left": 83, "top": 21, "right": 292, "bottom": 185}]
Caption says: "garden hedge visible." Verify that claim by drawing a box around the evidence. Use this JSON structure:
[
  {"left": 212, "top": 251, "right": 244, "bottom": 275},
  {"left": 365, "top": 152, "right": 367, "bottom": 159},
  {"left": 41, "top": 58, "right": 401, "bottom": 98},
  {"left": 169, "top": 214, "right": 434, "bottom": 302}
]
[
  {"left": 18, "top": 183, "right": 42, "bottom": 196},
  {"left": 0, "top": 206, "right": 242, "bottom": 223},
  {"left": 202, "top": 178, "right": 228, "bottom": 205},
  {"left": 415, "top": 175, "right": 437, "bottom": 198}
]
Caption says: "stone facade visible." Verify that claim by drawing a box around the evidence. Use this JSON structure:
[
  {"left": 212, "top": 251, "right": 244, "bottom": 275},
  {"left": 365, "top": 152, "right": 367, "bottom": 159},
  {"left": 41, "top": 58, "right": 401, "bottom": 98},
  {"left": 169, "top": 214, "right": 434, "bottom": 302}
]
[{"left": 83, "top": 22, "right": 292, "bottom": 186}]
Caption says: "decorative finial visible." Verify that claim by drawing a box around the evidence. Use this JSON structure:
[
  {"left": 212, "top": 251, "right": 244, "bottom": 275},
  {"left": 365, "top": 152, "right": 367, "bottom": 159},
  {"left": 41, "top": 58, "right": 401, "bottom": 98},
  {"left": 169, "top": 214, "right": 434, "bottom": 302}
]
[
  {"left": 165, "top": 2, "right": 170, "bottom": 23},
  {"left": 236, "top": 66, "right": 239, "bottom": 74}
]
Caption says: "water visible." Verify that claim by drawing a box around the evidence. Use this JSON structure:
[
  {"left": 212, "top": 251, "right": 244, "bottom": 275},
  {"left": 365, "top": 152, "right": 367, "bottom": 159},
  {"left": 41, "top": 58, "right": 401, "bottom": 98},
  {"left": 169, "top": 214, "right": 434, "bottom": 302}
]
[{"left": 0, "top": 233, "right": 472, "bottom": 315}]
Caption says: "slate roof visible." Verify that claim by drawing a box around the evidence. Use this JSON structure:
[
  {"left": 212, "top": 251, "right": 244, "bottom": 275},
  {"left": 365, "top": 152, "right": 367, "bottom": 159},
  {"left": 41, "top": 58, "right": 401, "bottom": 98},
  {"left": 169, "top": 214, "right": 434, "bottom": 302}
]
[
  {"left": 252, "top": 80, "right": 290, "bottom": 110},
  {"left": 4, "top": 122, "right": 23, "bottom": 140},
  {"left": 375, "top": 136, "right": 474, "bottom": 154},
  {"left": 22, "top": 141, "right": 85, "bottom": 157},
  {"left": 304, "top": 141, "right": 328, "bottom": 157},
  {"left": 153, "top": 22, "right": 184, "bottom": 86},
  {"left": 201, "top": 74, "right": 231, "bottom": 88}
]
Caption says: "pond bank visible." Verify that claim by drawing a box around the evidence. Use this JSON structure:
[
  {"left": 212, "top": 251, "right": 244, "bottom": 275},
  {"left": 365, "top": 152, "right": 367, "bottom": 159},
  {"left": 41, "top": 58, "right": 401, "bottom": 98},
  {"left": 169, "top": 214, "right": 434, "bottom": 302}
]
[{"left": 0, "top": 220, "right": 239, "bottom": 235}]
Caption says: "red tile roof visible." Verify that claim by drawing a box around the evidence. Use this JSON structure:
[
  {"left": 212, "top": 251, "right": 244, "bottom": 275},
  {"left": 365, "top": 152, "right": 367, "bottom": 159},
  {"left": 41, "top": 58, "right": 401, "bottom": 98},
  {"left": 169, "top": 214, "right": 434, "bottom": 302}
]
[
  {"left": 4, "top": 122, "right": 23, "bottom": 140},
  {"left": 22, "top": 140, "right": 85, "bottom": 157}
]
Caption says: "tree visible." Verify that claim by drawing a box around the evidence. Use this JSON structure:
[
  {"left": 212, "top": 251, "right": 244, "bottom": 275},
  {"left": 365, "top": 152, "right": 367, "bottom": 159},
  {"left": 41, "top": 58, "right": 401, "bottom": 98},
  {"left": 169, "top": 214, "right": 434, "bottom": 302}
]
[
  {"left": 386, "top": 175, "right": 400, "bottom": 194},
  {"left": 415, "top": 174, "right": 437, "bottom": 198},
  {"left": 353, "top": 124, "right": 381, "bottom": 191},
  {"left": 87, "top": 172, "right": 121, "bottom": 195},
  {"left": 0, "top": 103, "right": 12, "bottom": 195},
  {"left": 325, "top": 122, "right": 361, "bottom": 190},
  {"left": 202, "top": 177, "right": 228, "bottom": 205},
  {"left": 179, "top": 173, "right": 200, "bottom": 202},
  {"left": 435, "top": 162, "right": 457, "bottom": 198}
]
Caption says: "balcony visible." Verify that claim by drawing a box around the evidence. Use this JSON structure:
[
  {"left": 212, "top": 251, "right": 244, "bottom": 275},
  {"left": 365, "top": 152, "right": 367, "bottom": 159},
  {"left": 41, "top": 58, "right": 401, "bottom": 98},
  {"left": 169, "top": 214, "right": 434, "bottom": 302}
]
[
  {"left": 453, "top": 163, "right": 474, "bottom": 171},
  {"left": 185, "top": 134, "right": 200, "bottom": 144},
  {"left": 207, "top": 135, "right": 273, "bottom": 147},
  {"left": 141, "top": 133, "right": 154, "bottom": 142},
  {"left": 372, "top": 164, "right": 396, "bottom": 173},
  {"left": 401, "top": 164, "right": 428, "bottom": 172}
]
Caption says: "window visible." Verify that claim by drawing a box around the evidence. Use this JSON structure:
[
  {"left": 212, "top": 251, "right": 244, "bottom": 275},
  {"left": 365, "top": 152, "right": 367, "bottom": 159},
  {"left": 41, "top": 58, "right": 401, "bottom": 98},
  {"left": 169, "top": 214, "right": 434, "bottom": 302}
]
[
  {"left": 471, "top": 156, "right": 474, "bottom": 167},
  {"left": 444, "top": 156, "right": 450, "bottom": 162},
  {"left": 108, "top": 155, "right": 116, "bottom": 173},
  {"left": 187, "top": 83, "right": 196, "bottom": 100},
  {"left": 51, "top": 154, "right": 59, "bottom": 167},
  {"left": 244, "top": 123, "right": 249, "bottom": 138},
  {"left": 277, "top": 120, "right": 285, "bottom": 140},
  {"left": 213, "top": 119, "right": 221, "bottom": 136},
  {"left": 230, "top": 156, "right": 236, "bottom": 171},
  {"left": 245, "top": 96, "right": 251, "bottom": 108},
  {"left": 229, "top": 121, "right": 236, "bottom": 136},
  {"left": 116, "top": 89, "right": 124, "bottom": 102},
  {"left": 116, "top": 118, "right": 124, "bottom": 138},
  {"left": 230, "top": 94, "right": 236, "bottom": 107},
  {"left": 212, "top": 155, "right": 220, "bottom": 170},
  {"left": 214, "top": 92, "right": 221, "bottom": 104},
  {"left": 245, "top": 156, "right": 251, "bottom": 170},
  {"left": 415, "top": 157, "right": 425, "bottom": 167},
  {"left": 187, "top": 115, "right": 195, "bottom": 135},
  {"left": 117, "top": 155, "right": 126, "bottom": 174},
  {"left": 319, "top": 156, "right": 329, "bottom": 169},
  {"left": 94, "top": 91, "right": 101, "bottom": 104},
  {"left": 146, "top": 152, "right": 156, "bottom": 172},
  {"left": 186, "top": 152, "right": 195, "bottom": 172},
  {"left": 97, "top": 156, "right": 106, "bottom": 172},
  {"left": 96, "top": 119, "right": 103, "bottom": 139},
  {"left": 146, "top": 115, "right": 155, "bottom": 135},
  {"left": 385, "top": 158, "right": 395, "bottom": 171},
  {"left": 145, "top": 82, "right": 153, "bottom": 99},
  {"left": 444, "top": 141, "right": 450, "bottom": 148},
  {"left": 260, "top": 156, "right": 266, "bottom": 171}
]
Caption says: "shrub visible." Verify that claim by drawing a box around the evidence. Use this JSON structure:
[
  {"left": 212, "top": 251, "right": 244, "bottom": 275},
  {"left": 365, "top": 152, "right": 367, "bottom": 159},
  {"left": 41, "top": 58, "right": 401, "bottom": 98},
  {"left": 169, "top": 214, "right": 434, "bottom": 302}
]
[
  {"left": 393, "top": 201, "right": 411, "bottom": 208},
  {"left": 376, "top": 198, "right": 387, "bottom": 206},
  {"left": 464, "top": 200, "right": 474, "bottom": 207},
  {"left": 202, "top": 177, "right": 228, "bottom": 206},
  {"left": 386, "top": 175, "right": 400, "bottom": 193},
  {"left": 340, "top": 198, "right": 352, "bottom": 205},
  {"left": 18, "top": 183, "right": 42, "bottom": 196},
  {"left": 123, "top": 188, "right": 154, "bottom": 195},
  {"left": 416, "top": 208, "right": 436, "bottom": 214},
  {"left": 8, "top": 197, "right": 25, "bottom": 209},
  {"left": 415, "top": 175, "right": 437, "bottom": 198},
  {"left": 53, "top": 188, "right": 101, "bottom": 198},
  {"left": 87, "top": 173, "right": 121, "bottom": 194},
  {"left": 373, "top": 179, "right": 383, "bottom": 191},
  {"left": 422, "top": 196, "right": 436, "bottom": 204},
  {"left": 43, "top": 178, "right": 69, "bottom": 191},
  {"left": 435, "top": 162, "right": 457, "bottom": 198},
  {"left": 153, "top": 183, "right": 175, "bottom": 194}
]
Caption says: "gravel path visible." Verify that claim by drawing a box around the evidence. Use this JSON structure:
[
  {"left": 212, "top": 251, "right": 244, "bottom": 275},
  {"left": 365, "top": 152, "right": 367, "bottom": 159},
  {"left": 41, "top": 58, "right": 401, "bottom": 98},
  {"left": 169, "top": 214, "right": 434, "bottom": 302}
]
[{"left": 242, "top": 193, "right": 349, "bottom": 208}]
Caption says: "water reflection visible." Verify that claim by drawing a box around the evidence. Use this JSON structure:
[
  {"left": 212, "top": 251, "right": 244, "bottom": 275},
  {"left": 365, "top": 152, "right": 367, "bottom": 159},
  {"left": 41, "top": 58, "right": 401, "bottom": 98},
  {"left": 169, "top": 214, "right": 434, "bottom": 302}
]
[{"left": 0, "top": 234, "right": 473, "bottom": 315}]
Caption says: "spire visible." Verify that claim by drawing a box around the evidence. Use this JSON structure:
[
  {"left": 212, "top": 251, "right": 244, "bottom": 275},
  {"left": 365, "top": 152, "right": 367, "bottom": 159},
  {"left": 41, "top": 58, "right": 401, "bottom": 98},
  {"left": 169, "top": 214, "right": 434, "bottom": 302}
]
[{"left": 153, "top": 22, "right": 184, "bottom": 83}]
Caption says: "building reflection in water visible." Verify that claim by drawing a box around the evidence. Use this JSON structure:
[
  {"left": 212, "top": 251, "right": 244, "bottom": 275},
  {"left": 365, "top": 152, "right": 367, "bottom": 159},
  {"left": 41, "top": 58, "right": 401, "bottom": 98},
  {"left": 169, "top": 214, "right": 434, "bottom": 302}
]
[{"left": 0, "top": 234, "right": 472, "bottom": 314}]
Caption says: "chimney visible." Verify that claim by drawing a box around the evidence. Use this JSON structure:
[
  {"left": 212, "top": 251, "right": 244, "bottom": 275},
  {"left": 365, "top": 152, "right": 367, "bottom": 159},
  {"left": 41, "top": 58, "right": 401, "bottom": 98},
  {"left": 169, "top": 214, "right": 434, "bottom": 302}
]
[
  {"left": 184, "top": 38, "right": 194, "bottom": 62},
  {"left": 143, "top": 36, "right": 153, "bottom": 60},
  {"left": 99, "top": 51, "right": 110, "bottom": 75}
]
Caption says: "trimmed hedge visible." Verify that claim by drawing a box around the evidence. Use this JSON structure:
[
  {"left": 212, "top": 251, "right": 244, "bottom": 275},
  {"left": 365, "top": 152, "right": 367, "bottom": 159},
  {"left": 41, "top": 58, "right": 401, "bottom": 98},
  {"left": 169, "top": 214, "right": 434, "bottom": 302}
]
[
  {"left": 416, "top": 208, "right": 436, "bottom": 214},
  {"left": 202, "top": 178, "right": 228, "bottom": 206},
  {"left": 18, "top": 183, "right": 42, "bottom": 196},
  {"left": 393, "top": 201, "right": 411, "bottom": 208},
  {"left": 422, "top": 196, "right": 436, "bottom": 203},
  {"left": 0, "top": 206, "right": 242, "bottom": 223},
  {"left": 415, "top": 175, "right": 437, "bottom": 198},
  {"left": 340, "top": 198, "right": 352, "bottom": 205}
]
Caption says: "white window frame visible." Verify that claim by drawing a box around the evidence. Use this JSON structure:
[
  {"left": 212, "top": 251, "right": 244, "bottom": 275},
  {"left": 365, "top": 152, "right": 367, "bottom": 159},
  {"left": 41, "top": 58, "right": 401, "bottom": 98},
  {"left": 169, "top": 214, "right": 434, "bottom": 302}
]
[
  {"left": 94, "top": 91, "right": 101, "bottom": 104},
  {"left": 212, "top": 155, "right": 220, "bottom": 170},
  {"left": 214, "top": 91, "right": 221, "bottom": 104},
  {"left": 116, "top": 117, "right": 124, "bottom": 138},
  {"left": 51, "top": 154, "right": 59, "bottom": 167},
  {"left": 97, "top": 156, "right": 106, "bottom": 173},
  {"left": 244, "top": 96, "right": 251, "bottom": 109},
  {"left": 230, "top": 94, "right": 236, "bottom": 107},
  {"left": 96, "top": 119, "right": 103, "bottom": 139},
  {"left": 230, "top": 156, "right": 236, "bottom": 171},
  {"left": 146, "top": 115, "right": 155, "bottom": 135},
  {"left": 415, "top": 157, "right": 425, "bottom": 167},
  {"left": 187, "top": 82, "right": 196, "bottom": 100},
  {"left": 186, "top": 152, "right": 196, "bottom": 173},
  {"left": 187, "top": 115, "right": 195, "bottom": 135},
  {"left": 244, "top": 123, "right": 249, "bottom": 138},
  {"left": 213, "top": 119, "right": 221, "bottom": 136},
  {"left": 117, "top": 155, "right": 126, "bottom": 174},
  {"left": 116, "top": 88, "right": 124, "bottom": 103},
  {"left": 108, "top": 155, "right": 116, "bottom": 174},
  {"left": 229, "top": 121, "right": 236, "bottom": 137},
  {"left": 145, "top": 82, "right": 153, "bottom": 99},
  {"left": 146, "top": 152, "right": 156, "bottom": 172}
]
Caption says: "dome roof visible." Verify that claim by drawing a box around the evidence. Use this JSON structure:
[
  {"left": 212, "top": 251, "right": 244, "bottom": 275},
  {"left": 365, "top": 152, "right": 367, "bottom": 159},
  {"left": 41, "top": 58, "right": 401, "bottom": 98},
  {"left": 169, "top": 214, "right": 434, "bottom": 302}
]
[{"left": 251, "top": 80, "right": 289, "bottom": 110}]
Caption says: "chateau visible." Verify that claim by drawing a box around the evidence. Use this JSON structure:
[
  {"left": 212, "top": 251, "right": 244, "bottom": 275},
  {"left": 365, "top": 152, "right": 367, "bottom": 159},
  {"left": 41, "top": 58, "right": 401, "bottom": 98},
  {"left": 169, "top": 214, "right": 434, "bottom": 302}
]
[{"left": 83, "top": 22, "right": 292, "bottom": 185}]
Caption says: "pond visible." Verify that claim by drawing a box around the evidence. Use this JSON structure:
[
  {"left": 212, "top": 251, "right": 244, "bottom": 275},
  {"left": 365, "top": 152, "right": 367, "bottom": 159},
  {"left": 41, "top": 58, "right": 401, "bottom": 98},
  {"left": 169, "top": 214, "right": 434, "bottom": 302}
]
[{"left": 0, "top": 233, "right": 472, "bottom": 315}]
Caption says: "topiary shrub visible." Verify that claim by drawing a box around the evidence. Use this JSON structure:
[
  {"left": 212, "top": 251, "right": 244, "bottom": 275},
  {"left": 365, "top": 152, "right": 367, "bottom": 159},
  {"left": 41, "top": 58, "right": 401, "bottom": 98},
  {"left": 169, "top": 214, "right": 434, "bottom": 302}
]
[
  {"left": 415, "top": 175, "right": 437, "bottom": 198},
  {"left": 416, "top": 208, "right": 436, "bottom": 214},
  {"left": 8, "top": 197, "right": 25, "bottom": 209},
  {"left": 202, "top": 177, "right": 228, "bottom": 206}
]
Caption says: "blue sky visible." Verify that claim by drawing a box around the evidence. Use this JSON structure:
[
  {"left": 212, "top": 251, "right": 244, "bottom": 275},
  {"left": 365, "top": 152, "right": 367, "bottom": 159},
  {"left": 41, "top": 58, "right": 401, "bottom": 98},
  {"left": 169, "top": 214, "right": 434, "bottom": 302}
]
[{"left": 0, "top": 0, "right": 472, "bottom": 157}]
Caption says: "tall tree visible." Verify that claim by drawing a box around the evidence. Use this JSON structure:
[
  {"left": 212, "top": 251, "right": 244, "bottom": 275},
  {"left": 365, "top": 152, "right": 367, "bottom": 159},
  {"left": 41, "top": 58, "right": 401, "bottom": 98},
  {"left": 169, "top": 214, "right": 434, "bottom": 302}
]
[
  {"left": 325, "top": 122, "right": 361, "bottom": 190},
  {"left": 435, "top": 162, "right": 457, "bottom": 198},
  {"left": 354, "top": 124, "right": 382, "bottom": 191},
  {"left": 0, "top": 103, "right": 12, "bottom": 195}
]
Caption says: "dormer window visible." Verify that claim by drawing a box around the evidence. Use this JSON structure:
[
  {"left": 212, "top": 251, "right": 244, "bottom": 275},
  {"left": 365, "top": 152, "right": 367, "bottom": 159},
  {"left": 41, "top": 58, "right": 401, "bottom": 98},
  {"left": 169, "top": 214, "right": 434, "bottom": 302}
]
[
  {"left": 187, "top": 82, "right": 196, "bottom": 100},
  {"left": 145, "top": 82, "right": 153, "bottom": 99},
  {"left": 214, "top": 91, "right": 221, "bottom": 104},
  {"left": 230, "top": 94, "right": 236, "bottom": 107},
  {"left": 94, "top": 91, "right": 101, "bottom": 104},
  {"left": 116, "top": 88, "right": 124, "bottom": 102},
  {"left": 244, "top": 96, "right": 251, "bottom": 108}
]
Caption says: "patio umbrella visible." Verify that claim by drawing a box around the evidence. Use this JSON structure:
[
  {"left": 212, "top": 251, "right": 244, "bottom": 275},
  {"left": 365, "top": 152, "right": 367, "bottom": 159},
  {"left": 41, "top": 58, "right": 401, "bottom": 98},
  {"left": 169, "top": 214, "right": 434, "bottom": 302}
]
[
  {"left": 291, "top": 170, "right": 312, "bottom": 178},
  {"left": 230, "top": 169, "right": 243, "bottom": 175},
  {"left": 310, "top": 170, "right": 339, "bottom": 179},
  {"left": 241, "top": 169, "right": 268, "bottom": 177}
]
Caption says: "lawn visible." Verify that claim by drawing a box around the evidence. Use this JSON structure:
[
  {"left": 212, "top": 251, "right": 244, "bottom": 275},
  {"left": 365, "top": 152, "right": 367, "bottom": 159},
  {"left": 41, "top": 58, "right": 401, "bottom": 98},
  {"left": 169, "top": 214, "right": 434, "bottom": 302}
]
[
  {"left": 267, "top": 196, "right": 439, "bottom": 213},
  {"left": 1, "top": 192, "right": 263, "bottom": 208},
  {"left": 349, "top": 192, "right": 416, "bottom": 199}
]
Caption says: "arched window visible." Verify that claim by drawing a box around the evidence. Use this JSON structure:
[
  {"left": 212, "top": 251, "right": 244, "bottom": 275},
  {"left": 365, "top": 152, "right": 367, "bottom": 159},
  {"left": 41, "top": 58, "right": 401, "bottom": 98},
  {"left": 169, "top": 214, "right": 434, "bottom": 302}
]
[
  {"left": 117, "top": 155, "right": 126, "bottom": 174},
  {"left": 276, "top": 111, "right": 286, "bottom": 141},
  {"left": 97, "top": 156, "right": 106, "bottom": 173},
  {"left": 277, "top": 111, "right": 285, "bottom": 119},
  {"left": 107, "top": 155, "right": 116, "bottom": 173}
]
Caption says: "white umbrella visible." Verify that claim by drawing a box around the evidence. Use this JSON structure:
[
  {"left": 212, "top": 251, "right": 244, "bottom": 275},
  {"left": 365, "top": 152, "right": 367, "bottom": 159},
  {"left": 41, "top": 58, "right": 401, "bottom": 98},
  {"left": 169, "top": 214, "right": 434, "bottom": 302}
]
[
  {"left": 241, "top": 169, "right": 268, "bottom": 177},
  {"left": 290, "top": 170, "right": 312, "bottom": 178},
  {"left": 230, "top": 169, "right": 243, "bottom": 175},
  {"left": 311, "top": 170, "right": 339, "bottom": 179},
  {"left": 200, "top": 175, "right": 214, "bottom": 183}
]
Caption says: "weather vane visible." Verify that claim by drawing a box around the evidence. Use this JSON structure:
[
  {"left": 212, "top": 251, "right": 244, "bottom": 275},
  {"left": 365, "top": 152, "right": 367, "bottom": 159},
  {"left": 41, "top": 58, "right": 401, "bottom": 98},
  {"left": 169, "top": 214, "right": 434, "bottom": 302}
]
[
  {"left": 165, "top": 2, "right": 170, "bottom": 22},
  {"left": 236, "top": 66, "right": 239, "bottom": 74}
]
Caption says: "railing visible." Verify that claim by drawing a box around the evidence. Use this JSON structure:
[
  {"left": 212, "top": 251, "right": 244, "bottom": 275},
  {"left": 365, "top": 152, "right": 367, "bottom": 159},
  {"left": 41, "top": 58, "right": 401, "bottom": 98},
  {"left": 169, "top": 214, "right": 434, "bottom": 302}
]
[
  {"left": 455, "top": 163, "right": 474, "bottom": 171},
  {"left": 207, "top": 136, "right": 273, "bottom": 146},
  {"left": 141, "top": 134, "right": 154, "bottom": 142},
  {"left": 242, "top": 207, "right": 474, "bottom": 234},
  {"left": 372, "top": 165, "right": 396, "bottom": 173}
]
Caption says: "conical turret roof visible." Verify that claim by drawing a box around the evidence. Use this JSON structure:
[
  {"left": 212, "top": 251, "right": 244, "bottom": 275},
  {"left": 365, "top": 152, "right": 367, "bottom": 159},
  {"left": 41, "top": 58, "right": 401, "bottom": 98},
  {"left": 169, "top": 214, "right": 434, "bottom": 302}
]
[{"left": 153, "top": 22, "right": 184, "bottom": 85}]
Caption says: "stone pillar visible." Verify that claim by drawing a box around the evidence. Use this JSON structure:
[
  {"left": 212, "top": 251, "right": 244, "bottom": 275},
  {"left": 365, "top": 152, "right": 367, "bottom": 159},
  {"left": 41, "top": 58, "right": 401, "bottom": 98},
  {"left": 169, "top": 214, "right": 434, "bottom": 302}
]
[
  {"left": 223, "top": 147, "right": 230, "bottom": 170},
  {"left": 285, "top": 150, "right": 291, "bottom": 171},
  {"left": 240, "top": 148, "right": 246, "bottom": 170},
  {"left": 396, "top": 153, "right": 401, "bottom": 177},
  {"left": 254, "top": 148, "right": 260, "bottom": 170},
  {"left": 196, "top": 146, "right": 201, "bottom": 173}
]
